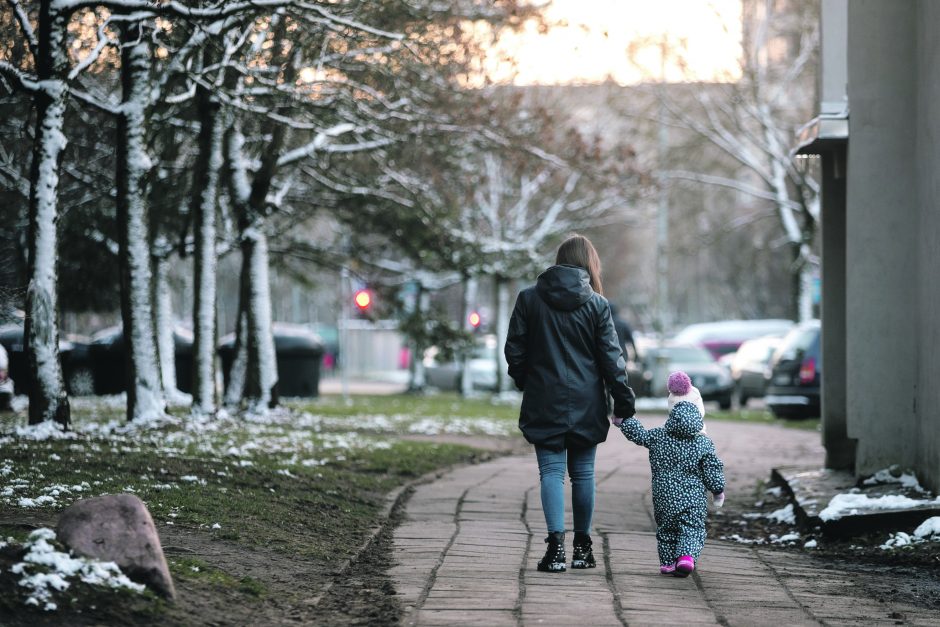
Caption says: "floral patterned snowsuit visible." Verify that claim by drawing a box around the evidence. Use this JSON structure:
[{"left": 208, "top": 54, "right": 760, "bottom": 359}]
[{"left": 618, "top": 401, "right": 725, "bottom": 566}]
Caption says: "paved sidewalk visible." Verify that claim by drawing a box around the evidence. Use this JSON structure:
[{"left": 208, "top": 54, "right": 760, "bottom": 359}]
[{"left": 391, "top": 416, "right": 936, "bottom": 626}]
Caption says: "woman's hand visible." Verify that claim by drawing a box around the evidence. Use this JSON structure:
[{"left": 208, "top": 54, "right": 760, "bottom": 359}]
[{"left": 611, "top": 416, "right": 625, "bottom": 427}]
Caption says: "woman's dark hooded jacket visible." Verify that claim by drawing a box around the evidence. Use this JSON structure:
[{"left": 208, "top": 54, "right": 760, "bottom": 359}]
[{"left": 504, "top": 264, "right": 636, "bottom": 451}]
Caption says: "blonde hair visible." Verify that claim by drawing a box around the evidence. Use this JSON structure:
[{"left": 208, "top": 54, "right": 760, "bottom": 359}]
[{"left": 555, "top": 234, "right": 603, "bottom": 295}]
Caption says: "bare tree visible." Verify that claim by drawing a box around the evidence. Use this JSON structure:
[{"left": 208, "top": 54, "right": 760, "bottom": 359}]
[{"left": 627, "top": 0, "right": 820, "bottom": 321}]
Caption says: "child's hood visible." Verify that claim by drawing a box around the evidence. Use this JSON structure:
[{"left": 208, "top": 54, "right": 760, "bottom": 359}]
[{"left": 665, "top": 401, "right": 704, "bottom": 439}]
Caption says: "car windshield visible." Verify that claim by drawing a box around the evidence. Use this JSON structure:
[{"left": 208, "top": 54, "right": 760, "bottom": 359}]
[
  {"left": 776, "top": 325, "right": 819, "bottom": 361},
  {"left": 649, "top": 346, "right": 714, "bottom": 364}
]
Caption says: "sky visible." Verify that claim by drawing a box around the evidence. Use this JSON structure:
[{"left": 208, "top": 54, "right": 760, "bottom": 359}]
[{"left": 481, "top": 0, "right": 743, "bottom": 85}]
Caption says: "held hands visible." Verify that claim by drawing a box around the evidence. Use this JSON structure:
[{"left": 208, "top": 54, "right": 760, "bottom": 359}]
[
  {"left": 713, "top": 492, "right": 725, "bottom": 508},
  {"left": 611, "top": 416, "right": 625, "bottom": 427}
]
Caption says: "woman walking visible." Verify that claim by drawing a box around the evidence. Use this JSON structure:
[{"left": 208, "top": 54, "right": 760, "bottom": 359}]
[{"left": 505, "top": 234, "right": 636, "bottom": 572}]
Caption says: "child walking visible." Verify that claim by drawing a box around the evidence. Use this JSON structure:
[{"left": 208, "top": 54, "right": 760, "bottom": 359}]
[{"left": 613, "top": 371, "right": 725, "bottom": 577}]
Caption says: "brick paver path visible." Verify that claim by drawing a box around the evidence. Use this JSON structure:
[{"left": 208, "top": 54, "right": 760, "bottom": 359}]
[{"left": 391, "top": 416, "right": 936, "bottom": 626}]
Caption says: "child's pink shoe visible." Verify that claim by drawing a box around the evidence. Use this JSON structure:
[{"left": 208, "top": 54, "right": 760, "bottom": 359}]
[
  {"left": 674, "top": 555, "right": 695, "bottom": 577},
  {"left": 659, "top": 563, "right": 676, "bottom": 575}
]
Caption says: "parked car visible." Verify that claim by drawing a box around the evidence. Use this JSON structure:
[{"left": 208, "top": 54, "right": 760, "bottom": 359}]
[
  {"left": 764, "top": 320, "right": 821, "bottom": 419},
  {"left": 638, "top": 341, "right": 734, "bottom": 409},
  {"left": 728, "top": 335, "right": 783, "bottom": 407},
  {"left": 424, "top": 335, "right": 498, "bottom": 392},
  {"left": 0, "top": 324, "right": 91, "bottom": 396},
  {"left": 672, "top": 319, "right": 795, "bottom": 361},
  {"left": 0, "top": 343, "right": 12, "bottom": 410}
]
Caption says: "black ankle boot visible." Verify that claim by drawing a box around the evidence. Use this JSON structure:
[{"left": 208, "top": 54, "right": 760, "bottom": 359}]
[
  {"left": 537, "top": 531, "right": 566, "bottom": 572},
  {"left": 571, "top": 532, "right": 596, "bottom": 569}
]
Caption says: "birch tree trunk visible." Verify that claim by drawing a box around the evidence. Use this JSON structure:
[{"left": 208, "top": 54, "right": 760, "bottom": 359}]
[
  {"left": 190, "top": 84, "right": 225, "bottom": 415},
  {"left": 24, "top": 0, "right": 70, "bottom": 427},
  {"left": 223, "top": 284, "right": 248, "bottom": 407},
  {"left": 116, "top": 18, "right": 165, "bottom": 422},
  {"left": 153, "top": 252, "right": 178, "bottom": 397},
  {"left": 242, "top": 228, "right": 278, "bottom": 409},
  {"left": 224, "top": 119, "right": 285, "bottom": 410}
]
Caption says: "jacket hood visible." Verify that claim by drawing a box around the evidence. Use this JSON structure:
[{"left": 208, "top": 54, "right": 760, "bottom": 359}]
[
  {"left": 536, "top": 265, "right": 594, "bottom": 311},
  {"left": 665, "top": 401, "right": 704, "bottom": 439}
]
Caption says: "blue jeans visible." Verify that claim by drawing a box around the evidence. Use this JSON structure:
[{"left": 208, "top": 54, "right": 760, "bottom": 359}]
[{"left": 534, "top": 445, "right": 597, "bottom": 535}]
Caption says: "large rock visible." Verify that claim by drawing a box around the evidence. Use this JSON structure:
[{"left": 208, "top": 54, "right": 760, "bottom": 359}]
[{"left": 56, "top": 494, "right": 176, "bottom": 599}]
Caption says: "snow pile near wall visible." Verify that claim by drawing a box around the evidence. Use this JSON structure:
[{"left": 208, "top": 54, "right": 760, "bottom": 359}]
[
  {"left": 913, "top": 516, "right": 940, "bottom": 539},
  {"left": 8, "top": 528, "right": 145, "bottom": 611},
  {"left": 820, "top": 493, "right": 940, "bottom": 521},
  {"left": 862, "top": 466, "right": 928, "bottom": 494}
]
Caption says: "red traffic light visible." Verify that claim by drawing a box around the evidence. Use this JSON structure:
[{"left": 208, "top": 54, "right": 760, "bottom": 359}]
[
  {"left": 468, "top": 311, "right": 481, "bottom": 328},
  {"left": 354, "top": 289, "right": 372, "bottom": 310}
]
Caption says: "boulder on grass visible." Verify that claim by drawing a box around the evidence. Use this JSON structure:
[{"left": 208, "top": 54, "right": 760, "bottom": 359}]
[{"left": 56, "top": 493, "right": 175, "bottom": 599}]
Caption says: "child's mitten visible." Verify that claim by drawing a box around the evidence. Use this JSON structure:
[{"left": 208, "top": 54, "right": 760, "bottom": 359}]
[{"left": 713, "top": 492, "right": 725, "bottom": 508}]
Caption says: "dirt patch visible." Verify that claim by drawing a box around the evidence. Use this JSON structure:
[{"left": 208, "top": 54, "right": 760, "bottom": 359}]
[
  {"left": 0, "top": 434, "right": 515, "bottom": 625},
  {"left": 0, "top": 514, "right": 333, "bottom": 626},
  {"left": 708, "top": 484, "right": 940, "bottom": 613}
]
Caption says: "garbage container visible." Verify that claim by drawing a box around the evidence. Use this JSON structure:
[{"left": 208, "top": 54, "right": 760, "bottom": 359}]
[
  {"left": 219, "top": 323, "right": 324, "bottom": 398},
  {"left": 90, "top": 325, "right": 195, "bottom": 395},
  {"left": 0, "top": 324, "right": 80, "bottom": 396}
]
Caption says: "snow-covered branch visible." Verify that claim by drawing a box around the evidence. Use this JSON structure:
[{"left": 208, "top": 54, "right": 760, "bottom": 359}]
[
  {"left": 662, "top": 170, "right": 801, "bottom": 210},
  {"left": 0, "top": 61, "right": 40, "bottom": 93},
  {"left": 6, "top": 0, "right": 39, "bottom": 61},
  {"left": 294, "top": 2, "right": 404, "bottom": 40}
]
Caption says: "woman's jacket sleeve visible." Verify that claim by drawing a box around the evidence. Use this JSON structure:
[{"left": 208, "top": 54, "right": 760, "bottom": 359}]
[
  {"left": 504, "top": 293, "right": 528, "bottom": 390},
  {"left": 594, "top": 302, "right": 636, "bottom": 418}
]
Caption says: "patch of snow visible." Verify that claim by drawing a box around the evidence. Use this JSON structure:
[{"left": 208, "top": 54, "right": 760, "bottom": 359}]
[
  {"left": 764, "top": 486, "right": 783, "bottom": 498},
  {"left": 11, "top": 528, "right": 144, "bottom": 611},
  {"left": 913, "top": 516, "right": 940, "bottom": 539},
  {"left": 211, "top": 523, "right": 221, "bottom": 530},
  {"left": 634, "top": 397, "right": 669, "bottom": 411},
  {"left": 880, "top": 532, "right": 916, "bottom": 550},
  {"left": 765, "top": 504, "right": 796, "bottom": 525},
  {"left": 720, "top": 534, "right": 764, "bottom": 544},
  {"left": 803, "top": 539, "right": 817, "bottom": 548},
  {"left": 772, "top": 532, "right": 800, "bottom": 543},
  {"left": 11, "top": 395, "right": 29, "bottom": 412},
  {"left": 819, "top": 493, "right": 940, "bottom": 521},
  {"left": 14, "top": 422, "right": 77, "bottom": 441},
  {"left": 862, "top": 466, "right": 927, "bottom": 493}
]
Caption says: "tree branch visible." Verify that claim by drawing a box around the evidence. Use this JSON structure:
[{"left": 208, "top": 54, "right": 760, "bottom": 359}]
[{"left": 5, "top": 0, "right": 38, "bottom": 61}]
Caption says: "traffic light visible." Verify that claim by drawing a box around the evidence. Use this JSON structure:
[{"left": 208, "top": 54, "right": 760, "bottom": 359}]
[
  {"left": 468, "top": 311, "right": 481, "bottom": 329},
  {"left": 354, "top": 289, "right": 372, "bottom": 311}
]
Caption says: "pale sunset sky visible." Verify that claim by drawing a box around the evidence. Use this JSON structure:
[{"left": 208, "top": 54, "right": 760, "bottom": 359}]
[{"left": 481, "top": 0, "right": 743, "bottom": 85}]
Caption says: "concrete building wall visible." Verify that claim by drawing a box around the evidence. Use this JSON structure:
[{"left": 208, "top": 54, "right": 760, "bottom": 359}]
[
  {"left": 845, "top": 1, "right": 919, "bottom": 478},
  {"left": 915, "top": 2, "right": 940, "bottom": 491}
]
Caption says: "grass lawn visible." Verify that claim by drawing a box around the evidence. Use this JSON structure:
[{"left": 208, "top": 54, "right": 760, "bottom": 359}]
[{"left": 0, "top": 392, "right": 522, "bottom": 625}]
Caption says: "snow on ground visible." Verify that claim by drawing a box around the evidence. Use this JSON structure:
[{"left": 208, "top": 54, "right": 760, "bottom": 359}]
[
  {"left": 0, "top": 397, "right": 516, "bottom": 510},
  {"left": 819, "top": 493, "right": 940, "bottom": 521},
  {"left": 880, "top": 516, "right": 940, "bottom": 551},
  {"left": 9, "top": 528, "right": 144, "bottom": 611},
  {"left": 765, "top": 504, "right": 796, "bottom": 524}
]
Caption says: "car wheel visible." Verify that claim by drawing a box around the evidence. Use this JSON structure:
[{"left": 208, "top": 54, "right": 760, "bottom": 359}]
[
  {"left": 735, "top": 383, "right": 749, "bottom": 408},
  {"left": 718, "top": 395, "right": 732, "bottom": 411},
  {"left": 0, "top": 392, "right": 11, "bottom": 411}
]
